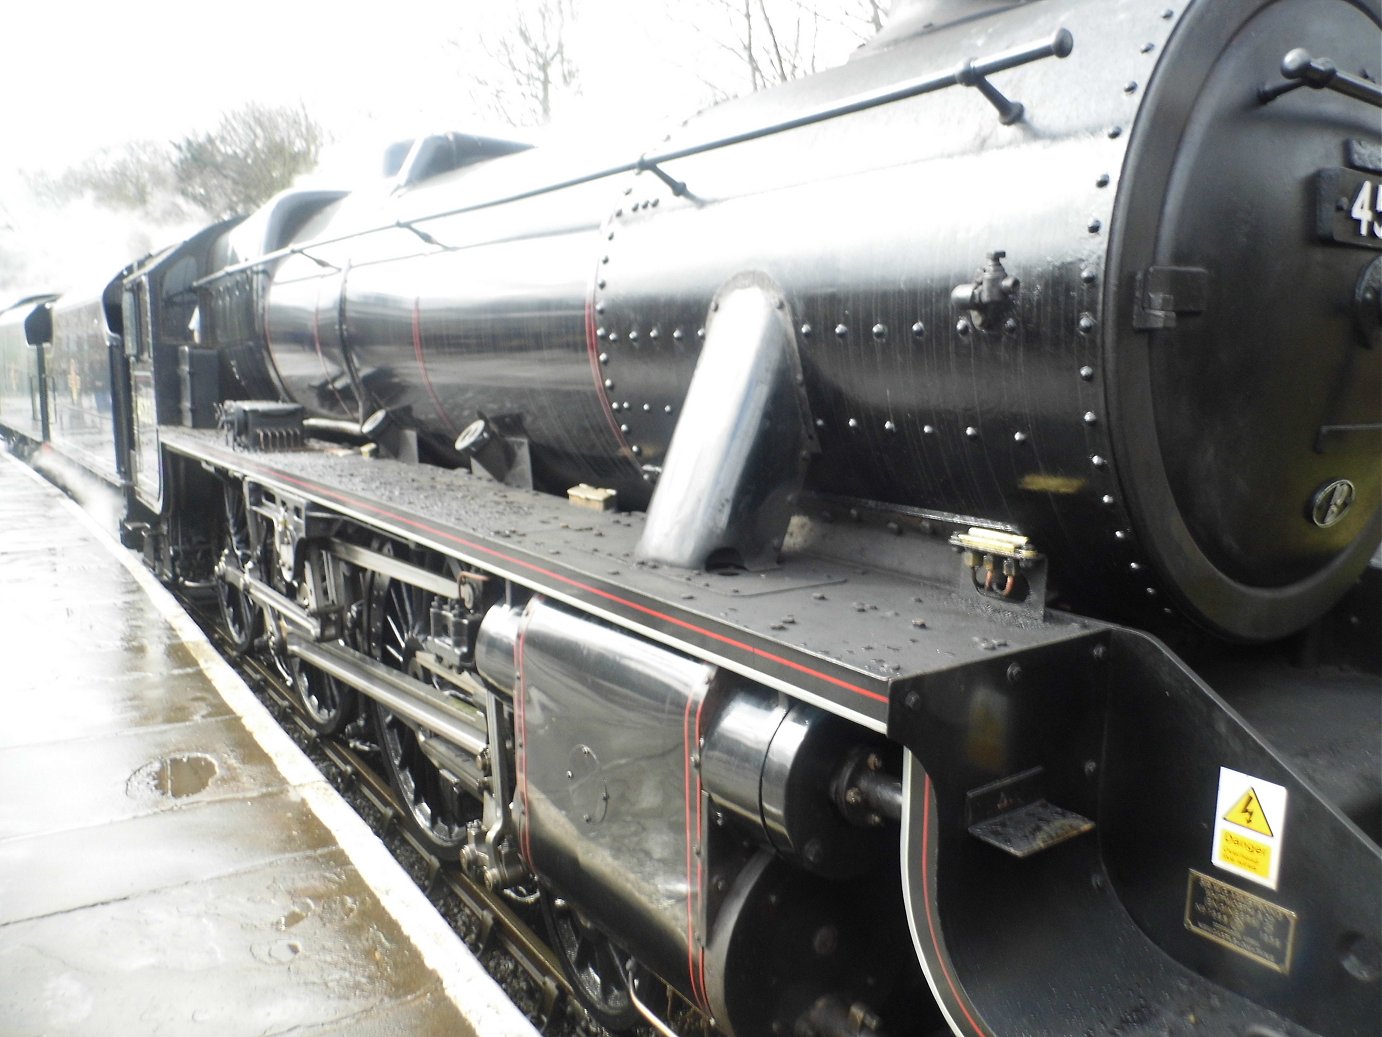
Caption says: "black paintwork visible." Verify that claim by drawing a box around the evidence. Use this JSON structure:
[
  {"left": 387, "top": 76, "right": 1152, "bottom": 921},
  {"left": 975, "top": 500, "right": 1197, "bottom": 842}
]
[{"left": 197, "top": 0, "right": 1380, "bottom": 643}]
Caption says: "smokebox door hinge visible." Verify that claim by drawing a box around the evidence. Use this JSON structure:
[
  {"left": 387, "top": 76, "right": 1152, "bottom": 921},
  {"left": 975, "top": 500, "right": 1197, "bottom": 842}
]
[{"left": 1132, "top": 266, "right": 1208, "bottom": 330}]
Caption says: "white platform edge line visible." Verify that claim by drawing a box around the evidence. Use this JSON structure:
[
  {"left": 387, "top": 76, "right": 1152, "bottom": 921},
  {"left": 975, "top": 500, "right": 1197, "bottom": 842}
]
[{"left": 4, "top": 454, "right": 539, "bottom": 1037}]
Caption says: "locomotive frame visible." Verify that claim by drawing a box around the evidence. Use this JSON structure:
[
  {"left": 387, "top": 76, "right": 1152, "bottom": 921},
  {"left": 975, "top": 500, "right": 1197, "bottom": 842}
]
[{"left": 3, "top": 1, "right": 1380, "bottom": 1035}]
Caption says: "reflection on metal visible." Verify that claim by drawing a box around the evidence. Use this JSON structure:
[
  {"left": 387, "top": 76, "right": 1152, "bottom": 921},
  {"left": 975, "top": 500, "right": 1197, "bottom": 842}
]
[
  {"left": 193, "top": 29, "right": 1074, "bottom": 287},
  {"left": 455, "top": 416, "right": 515, "bottom": 481},
  {"left": 1258, "top": 48, "right": 1382, "bottom": 108},
  {"left": 513, "top": 599, "right": 715, "bottom": 1000},
  {"left": 637, "top": 275, "right": 813, "bottom": 571},
  {"left": 287, "top": 635, "right": 489, "bottom": 759},
  {"left": 362, "top": 407, "right": 419, "bottom": 463},
  {"left": 216, "top": 559, "right": 321, "bottom": 640},
  {"left": 327, "top": 539, "right": 460, "bottom": 600},
  {"left": 1310, "top": 479, "right": 1357, "bottom": 528}
]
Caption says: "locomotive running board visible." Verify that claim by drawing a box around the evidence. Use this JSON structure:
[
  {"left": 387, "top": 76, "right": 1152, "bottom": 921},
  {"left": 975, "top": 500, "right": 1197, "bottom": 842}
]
[{"left": 892, "top": 627, "right": 1380, "bottom": 1037}]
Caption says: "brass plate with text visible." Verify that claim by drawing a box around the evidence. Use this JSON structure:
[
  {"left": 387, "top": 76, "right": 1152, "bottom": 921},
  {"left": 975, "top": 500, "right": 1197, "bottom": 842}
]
[{"left": 1185, "top": 869, "right": 1296, "bottom": 974}]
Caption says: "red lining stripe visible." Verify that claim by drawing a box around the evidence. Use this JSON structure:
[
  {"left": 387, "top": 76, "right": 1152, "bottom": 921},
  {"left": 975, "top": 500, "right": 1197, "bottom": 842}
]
[
  {"left": 312, "top": 283, "right": 351, "bottom": 417},
  {"left": 693, "top": 694, "right": 708, "bottom": 1005},
  {"left": 412, "top": 298, "right": 459, "bottom": 435},
  {"left": 516, "top": 612, "right": 534, "bottom": 867},
  {"left": 682, "top": 695, "right": 706, "bottom": 1009},
  {"left": 922, "top": 774, "right": 990, "bottom": 1037},
  {"left": 252, "top": 464, "right": 888, "bottom": 706}
]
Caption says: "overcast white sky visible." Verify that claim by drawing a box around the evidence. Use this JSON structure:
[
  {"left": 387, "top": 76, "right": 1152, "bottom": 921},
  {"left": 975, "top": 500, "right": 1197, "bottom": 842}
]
[{"left": 0, "top": 0, "right": 870, "bottom": 297}]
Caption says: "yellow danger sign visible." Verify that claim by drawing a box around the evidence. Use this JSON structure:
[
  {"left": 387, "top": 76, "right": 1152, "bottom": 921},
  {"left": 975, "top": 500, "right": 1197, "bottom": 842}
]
[
  {"left": 1212, "top": 767, "right": 1288, "bottom": 890},
  {"left": 1218, "top": 829, "right": 1272, "bottom": 879},
  {"left": 1224, "top": 788, "right": 1275, "bottom": 836}
]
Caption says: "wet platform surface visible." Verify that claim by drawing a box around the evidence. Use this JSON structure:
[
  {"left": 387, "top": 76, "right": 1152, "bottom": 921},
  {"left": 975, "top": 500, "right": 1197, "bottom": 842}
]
[{"left": 0, "top": 450, "right": 537, "bottom": 1037}]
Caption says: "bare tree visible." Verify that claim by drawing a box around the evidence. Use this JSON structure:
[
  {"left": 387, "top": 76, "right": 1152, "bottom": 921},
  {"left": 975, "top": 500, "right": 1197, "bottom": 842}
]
[
  {"left": 452, "top": 0, "right": 580, "bottom": 127},
  {"left": 173, "top": 102, "right": 329, "bottom": 219},
  {"left": 683, "top": 0, "right": 890, "bottom": 103},
  {"left": 25, "top": 140, "right": 189, "bottom": 222}
]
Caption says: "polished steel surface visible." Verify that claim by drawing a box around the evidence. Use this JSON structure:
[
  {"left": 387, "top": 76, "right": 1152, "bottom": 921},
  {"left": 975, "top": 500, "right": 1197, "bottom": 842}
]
[
  {"left": 514, "top": 599, "right": 714, "bottom": 999},
  {"left": 636, "top": 276, "right": 811, "bottom": 570}
]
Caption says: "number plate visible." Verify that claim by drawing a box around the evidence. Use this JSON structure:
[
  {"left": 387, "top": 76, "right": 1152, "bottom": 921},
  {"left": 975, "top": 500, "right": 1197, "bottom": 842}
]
[{"left": 1317, "top": 167, "right": 1382, "bottom": 250}]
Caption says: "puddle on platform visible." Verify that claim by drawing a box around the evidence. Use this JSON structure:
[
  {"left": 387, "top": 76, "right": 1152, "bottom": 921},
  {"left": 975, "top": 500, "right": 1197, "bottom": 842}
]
[{"left": 126, "top": 753, "right": 219, "bottom": 800}]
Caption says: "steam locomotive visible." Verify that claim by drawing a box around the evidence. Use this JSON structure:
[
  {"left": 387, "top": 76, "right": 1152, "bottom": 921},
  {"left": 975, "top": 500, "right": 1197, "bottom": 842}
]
[{"left": 3, "top": 1, "right": 1380, "bottom": 1034}]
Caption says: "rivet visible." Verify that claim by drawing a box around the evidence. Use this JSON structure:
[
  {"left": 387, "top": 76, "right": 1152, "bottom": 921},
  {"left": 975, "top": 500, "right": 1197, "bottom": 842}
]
[
  {"left": 602, "top": 255, "right": 609, "bottom": 264},
  {"left": 1129, "top": 562, "right": 1142, "bottom": 572},
  {"left": 1014, "top": 431, "right": 1028, "bottom": 443},
  {"left": 956, "top": 318, "right": 973, "bottom": 336},
  {"left": 773, "top": 297, "right": 784, "bottom": 309},
  {"left": 664, "top": 405, "right": 673, "bottom": 414},
  {"left": 1091, "top": 454, "right": 1107, "bottom": 468},
  {"left": 604, "top": 378, "right": 615, "bottom": 389},
  {"left": 642, "top": 403, "right": 651, "bottom": 412},
  {"left": 1080, "top": 365, "right": 1095, "bottom": 380},
  {"left": 1115, "top": 530, "right": 1128, "bottom": 540},
  {"left": 801, "top": 322, "right": 813, "bottom": 337},
  {"left": 1162, "top": 8, "right": 1174, "bottom": 19},
  {"left": 1146, "top": 587, "right": 1157, "bottom": 597},
  {"left": 1081, "top": 269, "right": 1098, "bottom": 285},
  {"left": 697, "top": 328, "right": 705, "bottom": 339},
  {"left": 595, "top": 302, "right": 605, "bottom": 314},
  {"left": 1124, "top": 81, "right": 1138, "bottom": 94},
  {"left": 815, "top": 418, "right": 826, "bottom": 429},
  {"left": 621, "top": 401, "right": 631, "bottom": 411},
  {"left": 1102, "top": 494, "right": 1115, "bottom": 506},
  {"left": 872, "top": 323, "right": 887, "bottom": 341},
  {"left": 614, "top": 209, "right": 623, "bottom": 218},
  {"left": 596, "top": 327, "right": 607, "bottom": 339},
  {"left": 673, "top": 328, "right": 684, "bottom": 341},
  {"left": 711, "top": 301, "right": 719, "bottom": 312},
  {"left": 1088, "top": 218, "right": 1103, "bottom": 233},
  {"left": 1096, "top": 174, "right": 1110, "bottom": 188},
  {"left": 631, "top": 445, "right": 642, "bottom": 456},
  {"left": 1108, "top": 126, "right": 1123, "bottom": 139},
  {"left": 911, "top": 321, "right": 926, "bottom": 338},
  {"left": 607, "top": 230, "right": 615, "bottom": 240},
  {"left": 608, "top": 332, "right": 619, "bottom": 342},
  {"left": 597, "top": 278, "right": 607, "bottom": 289},
  {"left": 835, "top": 323, "right": 849, "bottom": 339},
  {"left": 619, "top": 423, "right": 630, "bottom": 433},
  {"left": 848, "top": 418, "right": 859, "bottom": 429},
  {"left": 1079, "top": 314, "right": 1096, "bottom": 334},
  {"left": 651, "top": 197, "right": 660, "bottom": 207},
  {"left": 1084, "top": 411, "right": 1098, "bottom": 425},
  {"left": 598, "top": 352, "right": 609, "bottom": 363},
  {"left": 923, "top": 424, "right": 936, "bottom": 435},
  {"left": 966, "top": 426, "right": 980, "bottom": 439},
  {"left": 884, "top": 420, "right": 896, "bottom": 432},
  {"left": 649, "top": 327, "right": 660, "bottom": 340},
  {"left": 1141, "top": 42, "right": 1155, "bottom": 54}
]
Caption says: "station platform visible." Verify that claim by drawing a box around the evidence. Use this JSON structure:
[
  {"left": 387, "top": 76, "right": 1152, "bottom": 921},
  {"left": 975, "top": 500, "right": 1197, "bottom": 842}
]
[{"left": 0, "top": 450, "right": 538, "bottom": 1037}]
